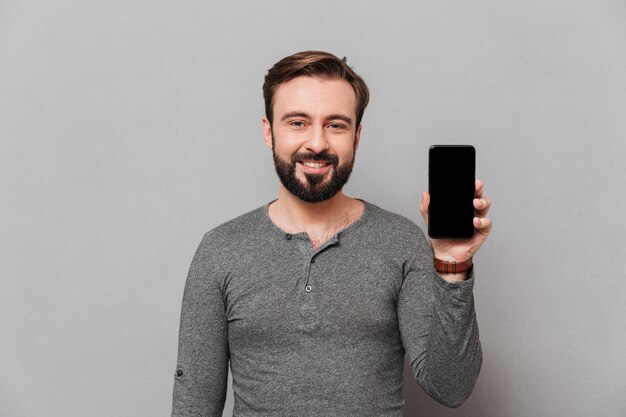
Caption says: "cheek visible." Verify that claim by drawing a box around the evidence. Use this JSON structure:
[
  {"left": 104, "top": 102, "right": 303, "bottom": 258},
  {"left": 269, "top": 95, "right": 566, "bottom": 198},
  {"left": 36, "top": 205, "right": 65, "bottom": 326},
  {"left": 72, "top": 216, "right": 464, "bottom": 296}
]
[
  {"left": 271, "top": 137, "right": 295, "bottom": 157},
  {"left": 339, "top": 144, "right": 357, "bottom": 162},
  {"left": 272, "top": 130, "right": 304, "bottom": 149}
]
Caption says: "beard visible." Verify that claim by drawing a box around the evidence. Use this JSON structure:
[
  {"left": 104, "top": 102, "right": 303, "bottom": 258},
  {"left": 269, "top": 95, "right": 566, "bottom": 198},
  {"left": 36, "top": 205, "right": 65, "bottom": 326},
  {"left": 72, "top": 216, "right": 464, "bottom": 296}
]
[{"left": 272, "top": 136, "right": 356, "bottom": 203}]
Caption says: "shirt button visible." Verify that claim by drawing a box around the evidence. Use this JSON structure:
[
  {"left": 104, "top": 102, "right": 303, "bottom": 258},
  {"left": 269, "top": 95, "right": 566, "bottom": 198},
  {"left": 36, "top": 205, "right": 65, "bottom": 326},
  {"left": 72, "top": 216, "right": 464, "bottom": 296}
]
[
  {"left": 305, "top": 285, "right": 312, "bottom": 293},
  {"left": 176, "top": 369, "right": 183, "bottom": 377},
  {"left": 285, "top": 234, "right": 292, "bottom": 240}
]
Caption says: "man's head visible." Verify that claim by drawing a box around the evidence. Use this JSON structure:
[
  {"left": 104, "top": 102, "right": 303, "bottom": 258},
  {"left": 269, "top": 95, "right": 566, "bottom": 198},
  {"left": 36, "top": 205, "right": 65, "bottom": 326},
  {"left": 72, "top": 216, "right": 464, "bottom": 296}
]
[
  {"left": 263, "top": 51, "right": 369, "bottom": 128},
  {"left": 262, "top": 51, "right": 370, "bottom": 203}
]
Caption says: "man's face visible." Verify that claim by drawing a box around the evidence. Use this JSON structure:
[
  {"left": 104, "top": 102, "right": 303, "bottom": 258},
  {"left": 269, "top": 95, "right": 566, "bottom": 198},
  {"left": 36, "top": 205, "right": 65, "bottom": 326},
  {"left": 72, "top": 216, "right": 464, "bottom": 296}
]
[{"left": 262, "top": 76, "right": 362, "bottom": 203}]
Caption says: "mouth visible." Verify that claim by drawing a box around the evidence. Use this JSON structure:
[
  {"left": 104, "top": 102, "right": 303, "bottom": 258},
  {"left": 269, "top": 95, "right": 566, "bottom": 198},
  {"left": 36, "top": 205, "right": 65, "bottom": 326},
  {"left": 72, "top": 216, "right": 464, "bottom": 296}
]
[{"left": 297, "top": 160, "right": 333, "bottom": 174}]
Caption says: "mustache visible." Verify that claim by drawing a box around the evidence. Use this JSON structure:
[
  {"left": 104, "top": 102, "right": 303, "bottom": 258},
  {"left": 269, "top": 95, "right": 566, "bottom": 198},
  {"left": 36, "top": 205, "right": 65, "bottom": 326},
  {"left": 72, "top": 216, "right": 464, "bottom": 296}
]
[{"left": 291, "top": 151, "right": 339, "bottom": 165}]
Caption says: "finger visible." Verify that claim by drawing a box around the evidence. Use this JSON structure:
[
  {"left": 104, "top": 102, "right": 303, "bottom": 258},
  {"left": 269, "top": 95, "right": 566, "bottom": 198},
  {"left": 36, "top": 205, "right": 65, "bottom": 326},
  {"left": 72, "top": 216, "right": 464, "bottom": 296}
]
[
  {"left": 475, "top": 179, "right": 484, "bottom": 199},
  {"left": 473, "top": 196, "right": 491, "bottom": 216},
  {"left": 473, "top": 216, "right": 492, "bottom": 235},
  {"left": 420, "top": 191, "right": 429, "bottom": 226}
]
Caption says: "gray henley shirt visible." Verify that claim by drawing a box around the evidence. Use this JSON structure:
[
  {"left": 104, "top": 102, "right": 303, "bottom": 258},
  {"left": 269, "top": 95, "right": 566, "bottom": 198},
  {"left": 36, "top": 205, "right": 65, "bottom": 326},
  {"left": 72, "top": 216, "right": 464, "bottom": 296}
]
[{"left": 172, "top": 199, "right": 482, "bottom": 417}]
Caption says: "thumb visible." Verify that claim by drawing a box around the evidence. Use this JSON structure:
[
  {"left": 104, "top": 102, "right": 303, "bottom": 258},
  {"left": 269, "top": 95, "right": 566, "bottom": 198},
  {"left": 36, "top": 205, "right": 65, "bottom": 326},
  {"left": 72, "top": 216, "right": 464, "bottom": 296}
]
[{"left": 420, "top": 191, "right": 429, "bottom": 226}]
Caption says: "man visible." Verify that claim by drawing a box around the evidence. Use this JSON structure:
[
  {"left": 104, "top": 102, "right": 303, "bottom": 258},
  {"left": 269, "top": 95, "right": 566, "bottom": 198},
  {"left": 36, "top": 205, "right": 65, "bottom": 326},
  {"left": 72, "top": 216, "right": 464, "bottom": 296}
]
[{"left": 172, "top": 51, "right": 492, "bottom": 417}]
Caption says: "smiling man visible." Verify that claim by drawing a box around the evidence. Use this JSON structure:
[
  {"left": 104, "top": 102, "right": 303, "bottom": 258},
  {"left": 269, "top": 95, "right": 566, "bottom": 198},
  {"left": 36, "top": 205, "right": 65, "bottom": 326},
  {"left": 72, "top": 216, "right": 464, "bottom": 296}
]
[{"left": 172, "top": 51, "right": 492, "bottom": 417}]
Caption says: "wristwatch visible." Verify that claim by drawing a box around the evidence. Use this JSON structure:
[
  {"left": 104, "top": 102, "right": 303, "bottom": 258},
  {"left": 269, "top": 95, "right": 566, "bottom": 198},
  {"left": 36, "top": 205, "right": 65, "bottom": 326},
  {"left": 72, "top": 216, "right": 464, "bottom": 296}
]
[{"left": 433, "top": 257, "right": 473, "bottom": 274}]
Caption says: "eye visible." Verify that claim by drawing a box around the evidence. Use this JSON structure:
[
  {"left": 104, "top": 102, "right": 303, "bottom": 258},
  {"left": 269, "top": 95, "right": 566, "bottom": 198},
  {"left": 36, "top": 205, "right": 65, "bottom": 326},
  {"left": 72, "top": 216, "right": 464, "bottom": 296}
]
[
  {"left": 328, "top": 123, "right": 346, "bottom": 130},
  {"left": 289, "top": 120, "right": 306, "bottom": 128}
]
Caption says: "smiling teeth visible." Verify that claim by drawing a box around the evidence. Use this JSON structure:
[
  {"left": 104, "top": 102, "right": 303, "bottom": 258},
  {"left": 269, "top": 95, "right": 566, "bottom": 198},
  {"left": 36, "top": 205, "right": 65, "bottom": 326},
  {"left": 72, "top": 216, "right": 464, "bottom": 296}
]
[{"left": 302, "top": 162, "right": 328, "bottom": 168}]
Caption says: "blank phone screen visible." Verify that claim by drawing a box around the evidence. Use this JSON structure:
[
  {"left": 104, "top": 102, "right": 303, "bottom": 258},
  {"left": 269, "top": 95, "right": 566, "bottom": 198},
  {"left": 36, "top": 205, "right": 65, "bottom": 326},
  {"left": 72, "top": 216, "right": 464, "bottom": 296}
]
[{"left": 428, "top": 145, "right": 476, "bottom": 239}]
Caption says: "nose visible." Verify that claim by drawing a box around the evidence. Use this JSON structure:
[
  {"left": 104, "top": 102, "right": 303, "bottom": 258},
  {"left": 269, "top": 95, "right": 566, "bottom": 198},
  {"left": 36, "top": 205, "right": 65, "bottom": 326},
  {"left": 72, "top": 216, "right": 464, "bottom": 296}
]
[{"left": 304, "top": 125, "right": 330, "bottom": 154}]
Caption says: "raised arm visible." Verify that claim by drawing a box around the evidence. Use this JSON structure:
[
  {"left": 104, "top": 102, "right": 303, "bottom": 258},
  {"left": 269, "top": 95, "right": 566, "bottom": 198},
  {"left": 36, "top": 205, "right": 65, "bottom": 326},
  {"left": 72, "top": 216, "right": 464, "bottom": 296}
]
[
  {"left": 397, "top": 227, "right": 482, "bottom": 408},
  {"left": 398, "top": 180, "right": 491, "bottom": 407}
]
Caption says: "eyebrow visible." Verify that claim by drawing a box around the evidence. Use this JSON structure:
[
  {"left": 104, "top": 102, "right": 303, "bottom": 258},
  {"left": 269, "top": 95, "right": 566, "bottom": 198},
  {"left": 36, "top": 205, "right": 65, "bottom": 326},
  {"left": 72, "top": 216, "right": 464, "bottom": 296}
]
[
  {"left": 280, "top": 111, "right": 353, "bottom": 126},
  {"left": 325, "top": 114, "right": 353, "bottom": 126},
  {"left": 280, "top": 111, "right": 310, "bottom": 122}
]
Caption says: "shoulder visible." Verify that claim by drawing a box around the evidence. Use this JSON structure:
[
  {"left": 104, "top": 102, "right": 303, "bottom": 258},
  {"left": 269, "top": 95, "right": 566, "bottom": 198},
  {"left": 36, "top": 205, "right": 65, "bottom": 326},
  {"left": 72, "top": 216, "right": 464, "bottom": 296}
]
[
  {"left": 362, "top": 202, "right": 432, "bottom": 268},
  {"left": 207, "top": 205, "right": 266, "bottom": 240},
  {"left": 359, "top": 200, "right": 431, "bottom": 258},
  {"left": 194, "top": 204, "right": 268, "bottom": 258},
  {"left": 362, "top": 200, "right": 424, "bottom": 238},
  {"left": 183, "top": 205, "right": 269, "bottom": 287}
]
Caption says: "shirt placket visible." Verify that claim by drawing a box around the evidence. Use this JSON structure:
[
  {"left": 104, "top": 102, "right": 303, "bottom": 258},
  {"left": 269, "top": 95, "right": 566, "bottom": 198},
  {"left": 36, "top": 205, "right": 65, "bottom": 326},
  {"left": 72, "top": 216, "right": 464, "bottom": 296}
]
[{"left": 284, "top": 232, "right": 339, "bottom": 331}]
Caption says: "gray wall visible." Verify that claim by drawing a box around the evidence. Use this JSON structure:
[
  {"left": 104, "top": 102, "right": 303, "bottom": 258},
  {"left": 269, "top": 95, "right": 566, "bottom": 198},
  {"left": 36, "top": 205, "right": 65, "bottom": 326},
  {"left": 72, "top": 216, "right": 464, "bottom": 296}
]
[{"left": 1, "top": 1, "right": 625, "bottom": 416}]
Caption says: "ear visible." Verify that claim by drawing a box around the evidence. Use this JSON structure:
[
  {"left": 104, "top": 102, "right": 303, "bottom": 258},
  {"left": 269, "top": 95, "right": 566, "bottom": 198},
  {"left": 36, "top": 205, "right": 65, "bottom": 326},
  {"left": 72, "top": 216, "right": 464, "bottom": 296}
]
[
  {"left": 262, "top": 116, "right": 273, "bottom": 150},
  {"left": 354, "top": 124, "right": 362, "bottom": 153}
]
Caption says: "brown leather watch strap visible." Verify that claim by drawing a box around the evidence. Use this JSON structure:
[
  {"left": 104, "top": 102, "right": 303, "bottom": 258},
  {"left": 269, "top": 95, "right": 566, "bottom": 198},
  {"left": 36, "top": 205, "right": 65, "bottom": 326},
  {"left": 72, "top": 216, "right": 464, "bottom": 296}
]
[{"left": 433, "top": 257, "right": 473, "bottom": 274}]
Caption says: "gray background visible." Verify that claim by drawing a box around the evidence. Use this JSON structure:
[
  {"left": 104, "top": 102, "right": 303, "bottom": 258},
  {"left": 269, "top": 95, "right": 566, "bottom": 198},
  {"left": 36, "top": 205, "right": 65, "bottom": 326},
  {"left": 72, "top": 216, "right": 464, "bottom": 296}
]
[{"left": 1, "top": 1, "right": 625, "bottom": 416}]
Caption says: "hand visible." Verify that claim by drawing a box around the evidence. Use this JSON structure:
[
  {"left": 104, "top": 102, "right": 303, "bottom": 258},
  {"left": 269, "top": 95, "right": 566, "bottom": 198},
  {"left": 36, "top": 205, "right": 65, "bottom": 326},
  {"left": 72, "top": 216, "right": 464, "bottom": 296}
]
[{"left": 419, "top": 179, "right": 492, "bottom": 263}]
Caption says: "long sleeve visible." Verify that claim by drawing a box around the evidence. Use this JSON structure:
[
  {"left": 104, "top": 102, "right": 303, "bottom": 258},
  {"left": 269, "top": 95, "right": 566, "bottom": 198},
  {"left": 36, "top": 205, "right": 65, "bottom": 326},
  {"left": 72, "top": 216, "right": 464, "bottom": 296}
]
[
  {"left": 397, "top": 229, "right": 482, "bottom": 408},
  {"left": 172, "top": 233, "right": 229, "bottom": 417}
]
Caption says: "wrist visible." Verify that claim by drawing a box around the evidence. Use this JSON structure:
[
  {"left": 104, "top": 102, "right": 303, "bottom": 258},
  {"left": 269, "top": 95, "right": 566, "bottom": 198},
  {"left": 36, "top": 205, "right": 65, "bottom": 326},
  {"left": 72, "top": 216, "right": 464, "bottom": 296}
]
[{"left": 433, "top": 256, "right": 473, "bottom": 275}]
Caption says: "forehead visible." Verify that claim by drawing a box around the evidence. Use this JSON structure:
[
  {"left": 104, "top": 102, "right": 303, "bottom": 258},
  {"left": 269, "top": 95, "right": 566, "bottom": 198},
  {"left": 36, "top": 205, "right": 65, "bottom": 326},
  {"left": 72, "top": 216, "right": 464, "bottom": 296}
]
[{"left": 273, "top": 76, "right": 357, "bottom": 118}]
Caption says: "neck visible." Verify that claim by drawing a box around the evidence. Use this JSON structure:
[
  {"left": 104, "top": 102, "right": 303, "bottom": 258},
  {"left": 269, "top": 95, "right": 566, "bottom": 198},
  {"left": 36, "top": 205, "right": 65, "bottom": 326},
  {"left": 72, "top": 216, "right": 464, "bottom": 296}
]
[{"left": 270, "top": 185, "right": 358, "bottom": 231}]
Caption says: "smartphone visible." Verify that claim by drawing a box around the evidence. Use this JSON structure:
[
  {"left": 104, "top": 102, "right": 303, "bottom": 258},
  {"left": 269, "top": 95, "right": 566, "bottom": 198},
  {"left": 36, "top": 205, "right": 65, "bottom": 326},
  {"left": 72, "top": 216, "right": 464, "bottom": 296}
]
[{"left": 428, "top": 145, "right": 476, "bottom": 239}]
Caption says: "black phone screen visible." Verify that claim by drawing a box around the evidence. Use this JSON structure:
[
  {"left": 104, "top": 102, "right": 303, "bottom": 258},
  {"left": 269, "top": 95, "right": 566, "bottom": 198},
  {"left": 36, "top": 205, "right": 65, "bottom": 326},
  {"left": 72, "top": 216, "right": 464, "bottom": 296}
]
[{"left": 428, "top": 145, "right": 476, "bottom": 239}]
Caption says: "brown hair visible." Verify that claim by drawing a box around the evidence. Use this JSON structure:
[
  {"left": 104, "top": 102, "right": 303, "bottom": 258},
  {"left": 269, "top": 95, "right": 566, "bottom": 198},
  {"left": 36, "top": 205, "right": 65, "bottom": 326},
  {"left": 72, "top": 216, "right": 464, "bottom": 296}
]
[{"left": 263, "top": 51, "right": 370, "bottom": 127}]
